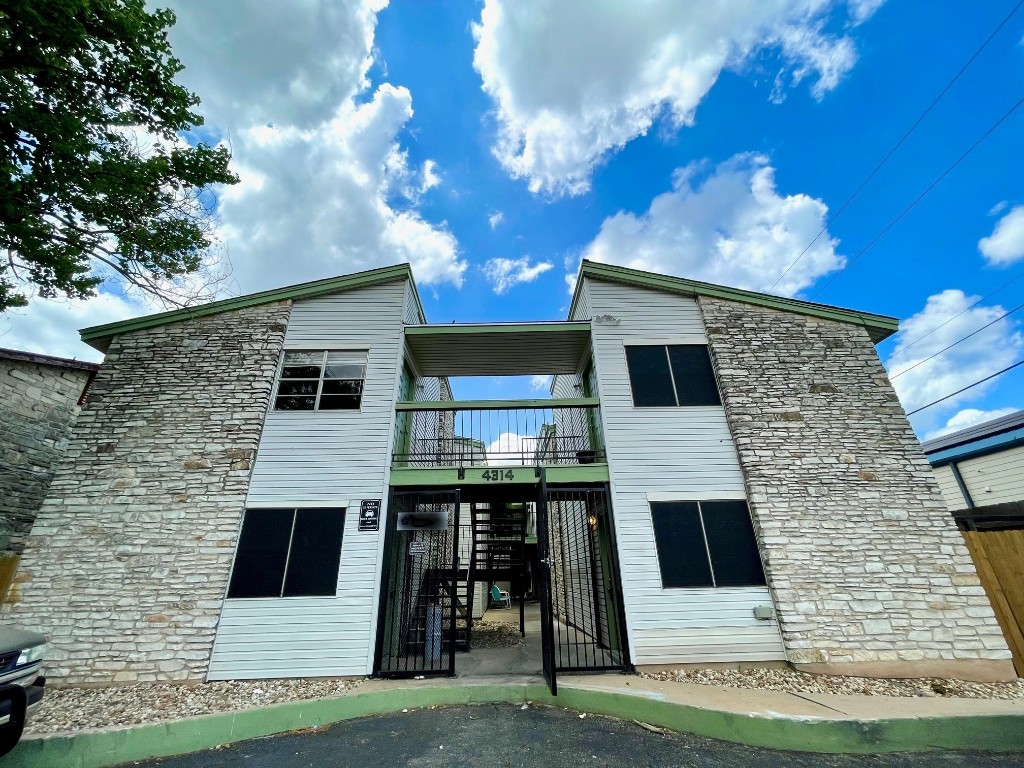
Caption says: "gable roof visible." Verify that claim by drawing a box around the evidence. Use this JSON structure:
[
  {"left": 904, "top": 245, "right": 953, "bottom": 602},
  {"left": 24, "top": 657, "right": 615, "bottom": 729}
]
[
  {"left": 571, "top": 260, "right": 899, "bottom": 343},
  {"left": 921, "top": 409, "right": 1024, "bottom": 466},
  {"left": 79, "top": 264, "right": 421, "bottom": 352}
]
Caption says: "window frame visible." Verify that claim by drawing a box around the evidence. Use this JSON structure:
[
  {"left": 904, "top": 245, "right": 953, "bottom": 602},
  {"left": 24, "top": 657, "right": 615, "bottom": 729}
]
[
  {"left": 226, "top": 507, "right": 347, "bottom": 599},
  {"left": 273, "top": 349, "right": 368, "bottom": 412},
  {"left": 623, "top": 343, "right": 721, "bottom": 408},
  {"left": 648, "top": 499, "right": 767, "bottom": 590}
]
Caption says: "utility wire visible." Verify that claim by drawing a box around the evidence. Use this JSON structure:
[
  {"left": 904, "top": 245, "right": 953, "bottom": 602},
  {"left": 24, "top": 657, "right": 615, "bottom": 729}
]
[
  {"left": 810, "top": 93, "right": 1024, "bottom": 300},
  {"left": 890, "top": 266, "right": 1024, "bottom": 357},
  {"left": 767, "top": 0, "right": 1024, "bottom": 294},
  {"left": 890, "top": 299, "right": 1024, "bottom": 379},
  {"left": 906, "top": 359, "right": 1024, "bottom": 416}
]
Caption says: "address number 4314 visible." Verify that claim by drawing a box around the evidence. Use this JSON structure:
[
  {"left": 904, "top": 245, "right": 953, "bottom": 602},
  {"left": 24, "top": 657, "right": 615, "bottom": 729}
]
[{"left": 480, "top": 469, "right": 515, "bottom": 482}]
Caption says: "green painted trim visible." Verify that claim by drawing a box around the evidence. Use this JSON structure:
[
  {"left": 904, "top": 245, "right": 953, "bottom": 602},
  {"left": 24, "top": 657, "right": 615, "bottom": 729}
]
[
  {"left": 405, "top": 322, "right": 591, "bottom": 336},
  {"left": 395, "top": 397, "right": 600, "bottom": 411},
  {"left": 389, "top": 464, "right": 610, "bottom": 486},
  {"left": 571, "top": 260, "right": 900, "bottom": 343},
  {"left": 9, "top": 683, "right": 1023, "bottom": 767},
  {"left": 79, "top": 264, "right": 414, "bottom": 351}
]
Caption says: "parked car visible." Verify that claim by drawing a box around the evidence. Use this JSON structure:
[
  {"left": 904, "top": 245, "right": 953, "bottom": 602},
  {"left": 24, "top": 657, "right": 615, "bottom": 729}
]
[{"left": 0, "top": 626, "right": 45, "bottom": 757}]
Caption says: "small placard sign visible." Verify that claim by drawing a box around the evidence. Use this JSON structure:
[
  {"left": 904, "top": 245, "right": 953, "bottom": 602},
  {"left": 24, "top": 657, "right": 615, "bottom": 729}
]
[
  {"left": 397, "top": 509, "right": 448, "bottom": 531},
  {"left": 409, "top": 541, "right": 427, "bottom": 556},
  {"left": 358, "top": 499, "right": 381, "bottom": 532}
]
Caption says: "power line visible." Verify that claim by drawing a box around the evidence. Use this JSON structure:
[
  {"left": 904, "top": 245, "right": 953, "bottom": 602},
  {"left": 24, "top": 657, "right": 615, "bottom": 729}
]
[
  {"left": 890, "top": 299, "right": 1024, "bottom": 380},
  {"left": 809, "top": 93, "right": 1024, "bottom": 300},
  {"left": 906, "top": 358, "right": 1024, "bottom": 416},
  {"left": 890, "top": 266, "right": 1024, "bottom": 357},
  {"left": 767, "top": 0, "right": 1024, "bottom": 294}
]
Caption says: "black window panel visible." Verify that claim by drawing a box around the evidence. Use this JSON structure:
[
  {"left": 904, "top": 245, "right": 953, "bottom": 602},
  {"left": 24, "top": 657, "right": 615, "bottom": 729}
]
[
  {"left": 227, "top": 509, "right": 293, "bottom": 598},
  {"left": 700, "top": 501, "right": 766, "bottom": 587},
  {"left": 278, "top": 380, "right": 319, "bottom": 396},
  {"left": 283, "top": 509, "right": 346, "bottom": 597},
  {"left": 321, "top": 379, "right": 363, "bottom": 395},
  {"left": 625, "top": 346, "right": 677, "bottom": 407},
  {"left": 281, "top": 364, "right": 322, "bottom": 379},
  {"left": 667, "top": 345, "right": 721, "bottom": 406},
  {"left": 649, "top": 502, "right": 713, "bottom": 588},
  {"left": 318, "top": 394, "right": 361, "bottom": 410},
  {"left": 274, "top": 395, "right": 316, "bottom": 410}
]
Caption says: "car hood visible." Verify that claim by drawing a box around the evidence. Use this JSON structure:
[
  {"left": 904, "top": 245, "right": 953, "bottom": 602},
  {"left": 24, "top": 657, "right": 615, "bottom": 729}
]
[{"left": 0, "top": 626, "right": 45, "bottom": 654}]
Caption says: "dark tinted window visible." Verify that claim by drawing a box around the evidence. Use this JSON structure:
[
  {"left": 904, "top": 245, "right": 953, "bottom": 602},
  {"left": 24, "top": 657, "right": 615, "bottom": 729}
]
[
  {"left": 700, "top": 501, "right": 766, "bottom": 587},
  {"left": 227, "top": 509, "right": 293, "bottom": 598},
  {"left": 227, "top": 508, "right": 346, "bottom": 598},
  {"left": 667, "top": 345, "right": 721, "bottom": 406},
  {"left": 624, "top": 346, "right": 676, "bottom": 407},
  {"left": 283, "top": 509, "right": 346, "bottom": 596},
  {"left": 649, "top": 502, "right": 713, "bottom": 587}
]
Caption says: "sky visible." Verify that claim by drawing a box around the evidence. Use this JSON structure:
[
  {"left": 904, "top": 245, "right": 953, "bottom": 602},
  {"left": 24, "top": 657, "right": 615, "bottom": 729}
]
[{"left": 2, "top": 0, "right": 1024, "bottom": 441}]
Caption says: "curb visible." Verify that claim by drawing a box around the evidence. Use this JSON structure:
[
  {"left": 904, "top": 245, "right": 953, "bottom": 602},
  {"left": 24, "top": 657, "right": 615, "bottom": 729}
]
[{"left": 6, "top": 683, "right": 1024, "bottom": 767}]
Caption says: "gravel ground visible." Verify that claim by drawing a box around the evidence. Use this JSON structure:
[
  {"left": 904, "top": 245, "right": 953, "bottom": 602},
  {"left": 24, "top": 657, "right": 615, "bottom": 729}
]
[
  {"left": 641, "top": 667, "right": 1024, "bottom": 699},
  {"left": 472, "top": 620, "right": 526, "bottom": 648},
  {"left": 25, "top": 678, "right": 364, "bottom": 735}
]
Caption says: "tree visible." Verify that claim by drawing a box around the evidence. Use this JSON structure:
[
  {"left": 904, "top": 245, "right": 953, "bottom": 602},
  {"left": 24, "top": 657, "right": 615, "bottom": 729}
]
[{"left": 0, "top": 0, "right": 238, "bottom": 312}]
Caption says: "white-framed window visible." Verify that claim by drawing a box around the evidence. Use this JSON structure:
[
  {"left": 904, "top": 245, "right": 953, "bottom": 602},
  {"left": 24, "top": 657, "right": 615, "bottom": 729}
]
[{"left": 273, "top": 350, "right": 367, "bottom": 411}]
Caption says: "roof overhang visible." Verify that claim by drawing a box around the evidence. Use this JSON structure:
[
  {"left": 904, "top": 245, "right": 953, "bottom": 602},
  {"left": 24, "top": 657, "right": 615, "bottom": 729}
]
[
  {"left": 79, "top": 264, "right": 419, "bottom": 353},
  {"left": 570, "top": 260, "right": 900, "bottom": 343},
  {"left": 404, "top": 322, "right": 592, "bottom": 376}
]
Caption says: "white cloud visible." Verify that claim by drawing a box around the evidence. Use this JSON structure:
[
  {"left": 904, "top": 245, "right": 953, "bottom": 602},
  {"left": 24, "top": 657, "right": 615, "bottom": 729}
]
[
  {"left": 488, "top": 211, "right": 505, "bottom": 229},
  {"left": 166, "top": 1, "right": 466, "bottom": 293},
  {"left": 886, "top": 289, "right": 1024, "bottom": 417},
  {"left": 529, "top": 374, "right": 552, "bottom": 392},
  {"left": 486, "top": 432, "right": 539, "bottom": 465},
  {"left": 988, "top": 200, "right": 1008, "bottom": 216},
  {"left": 472, "top": 0, "right": 877, "bottom": 195},
  {"left": 924, "top": 407, "right": 1020, "bottom": 441},
  {"left": 483, "top": 257, "right": 554, "bottom": 294},
  {"left": 978, "top": 205, "right": 1024, "bottom": 266},
  {"left": 0, "top": 290, "right": 143, "bottom": 363},
  {"left": 578, "top": 153, "right": 843, "bottom": 296}
]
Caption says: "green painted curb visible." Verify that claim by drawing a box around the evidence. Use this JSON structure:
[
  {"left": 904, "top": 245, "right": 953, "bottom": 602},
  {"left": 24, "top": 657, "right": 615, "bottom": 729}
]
[{"left": 6, "top": 683, "right": 1023, "bottom": 768}]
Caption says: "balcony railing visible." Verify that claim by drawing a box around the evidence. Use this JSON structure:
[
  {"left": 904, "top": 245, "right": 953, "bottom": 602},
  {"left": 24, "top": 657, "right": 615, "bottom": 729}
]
[{"left": 392, "top": 398, "right": 604, "bottom": 468}]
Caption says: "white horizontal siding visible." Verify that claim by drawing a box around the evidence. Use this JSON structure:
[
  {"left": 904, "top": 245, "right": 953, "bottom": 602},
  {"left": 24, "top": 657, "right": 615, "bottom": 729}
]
[
  {"left": 957, "top": 445, "right": 1024, "bottom": 506},
  {"left": 932, "top": 465, "right": 968, "bottom": 510},
  {"left": 581, "top": 278, "right": 785, "bottom": 666},
  {"left": 208, "top": 279, "right": 407, "bottom": 680}
]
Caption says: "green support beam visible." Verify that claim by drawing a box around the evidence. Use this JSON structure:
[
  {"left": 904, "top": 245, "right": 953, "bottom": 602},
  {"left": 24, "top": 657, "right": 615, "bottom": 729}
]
[
  {"left": 389, "top": 464, "right": 610, "bottom": 487},
  {"left": 395, "top": 398, "right": 600, "bottom": 411}
]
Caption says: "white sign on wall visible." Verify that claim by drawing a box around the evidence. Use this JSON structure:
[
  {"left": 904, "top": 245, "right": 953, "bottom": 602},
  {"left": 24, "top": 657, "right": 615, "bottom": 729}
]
[{"left": 397, "top": 509, "right": 448, "bottom": 531}]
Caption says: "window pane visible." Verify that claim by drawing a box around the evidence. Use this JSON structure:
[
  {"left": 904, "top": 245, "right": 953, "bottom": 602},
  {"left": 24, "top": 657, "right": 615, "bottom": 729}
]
[
  {"left": 701, "top": 501, "right": 766, "bottom": 587},
  {"left": 321, "top": 379, "right": 364, "bottom": 395},
  {"left": 278, "top": 380, "right": 319, "bottom": 396},
  {"left": 667, "top": 346, "right": 721, "bottom": 406},
  {"left": 649, "top": 502, "right": 713, "bottom": 588},
  {"left": 275, "top": 395, "right": 316, "bottom": 410},
  {"left": 227, "top": 509, "right": 293, "bottom": 598},
  {"left": 318, "top": 394, "right": 361, "bottom": 410},
  {"left": 283, "top": 508, "right": 346, "bottom": 597},
  {"left": 323, "top": 362, "right": 365, "bottom": 379},
  {"left": 625, "top": 346, "right": 677, "bottom": 407},
  {"left": 283, "top": 351, "right": 324, "bottom": 366},
  {"left": 281, "top": 365, "right": 323, "bottom": 379}
]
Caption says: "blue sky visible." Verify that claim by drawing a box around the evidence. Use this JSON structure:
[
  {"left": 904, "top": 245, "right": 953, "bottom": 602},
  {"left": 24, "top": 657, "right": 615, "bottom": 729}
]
[{"left": 3, "top": 0, "right": 1023, "bottom": 440}]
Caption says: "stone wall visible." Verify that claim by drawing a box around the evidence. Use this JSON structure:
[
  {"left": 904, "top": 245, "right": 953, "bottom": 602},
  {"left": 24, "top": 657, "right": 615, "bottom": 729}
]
[
  {"left": 6, "top": 302, "right": 290, "bottom": 683},
  {"left": 0, "top": 355, "right": 94, "bottom": 557},
  {"left": 698, "top": 296, "right": 1014, "bottom": 680}
]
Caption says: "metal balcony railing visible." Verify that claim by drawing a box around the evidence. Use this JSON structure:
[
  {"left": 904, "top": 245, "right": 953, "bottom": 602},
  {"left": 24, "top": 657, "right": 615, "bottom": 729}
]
[{"left": 392, "top": 398, "right": 605, "bottom": 468}]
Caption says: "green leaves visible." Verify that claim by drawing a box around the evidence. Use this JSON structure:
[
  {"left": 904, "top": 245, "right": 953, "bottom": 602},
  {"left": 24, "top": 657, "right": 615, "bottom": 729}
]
[{"left": 0, "top": 0, "right": 238, "bottom": 312}]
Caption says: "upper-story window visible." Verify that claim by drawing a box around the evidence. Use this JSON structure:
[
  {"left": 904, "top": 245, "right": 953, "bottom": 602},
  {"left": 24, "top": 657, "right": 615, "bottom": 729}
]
[
  {"left": 624, "top": 344, "right": 721, "bottom": 407},
  {"left": 274, "top": 350, "right": 366, "bottom": 411}
]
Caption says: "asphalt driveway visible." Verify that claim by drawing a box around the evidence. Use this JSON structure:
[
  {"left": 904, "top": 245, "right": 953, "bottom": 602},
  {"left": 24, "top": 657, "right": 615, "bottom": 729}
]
[{"left": 132, "top": 703, "right": 1024, "bottom": 767}]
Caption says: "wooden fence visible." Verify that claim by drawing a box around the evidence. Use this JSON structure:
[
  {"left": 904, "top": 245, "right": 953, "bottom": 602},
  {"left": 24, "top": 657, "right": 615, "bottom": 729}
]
[{"left": 961, "top": 528, "right": 1024, "bottom": 676}]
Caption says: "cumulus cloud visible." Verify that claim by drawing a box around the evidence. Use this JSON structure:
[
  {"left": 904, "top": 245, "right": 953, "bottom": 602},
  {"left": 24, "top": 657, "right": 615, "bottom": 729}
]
[
  {"left": 529, "top": 374, "right": 552, "bottom": 392},
  {"left": 886, "top": 289, "right": 1024, "bottom": 417},
  {"left": 483, "top": 257, "right": 554, "bottom": 294},
  {"left": 577, "top": 153, "right": 843, "bottom": 296},
  {"left": 978, "top": 205, "right": 1024, "bottom": 266},
  {"left": 0, "top": 290, "right": 142, "bottom": 363},
  {"left": 167, "top": 0, "right": 465, "bottom": 292},
  {"left": 488, "top": 211, "right": 505, "bottom": 229},
  {"left": 473, "top": 0, "right": 878, "bottom": 195},
  {"left": 486, "top": 432, "right": 539, "bottom": 465},
  {"left": 924, "top": 407, "right": 1020, "bottom": 441}
]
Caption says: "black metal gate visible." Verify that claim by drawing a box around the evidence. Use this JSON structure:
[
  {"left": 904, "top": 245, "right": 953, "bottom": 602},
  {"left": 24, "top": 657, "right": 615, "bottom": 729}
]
[
  {"left": 374, "top": 489, "right": 461, "bottom": 677},
  {"left": 537, "top": 479, "right": 630, "bottom": 695}
]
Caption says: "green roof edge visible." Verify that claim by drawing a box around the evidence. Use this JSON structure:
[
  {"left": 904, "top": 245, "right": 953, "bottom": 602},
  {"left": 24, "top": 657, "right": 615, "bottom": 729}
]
[
  {"left": 570, "top": 260, "right": 900, "bottom": 343},
  {"left": 79, "top": 263, "right": 418, "bottom": 351}
]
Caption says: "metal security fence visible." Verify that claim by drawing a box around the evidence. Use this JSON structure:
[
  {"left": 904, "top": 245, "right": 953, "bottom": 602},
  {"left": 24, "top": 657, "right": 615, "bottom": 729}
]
[{"left": 375, "top": 490, "right": 462, "bottom": 677}]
